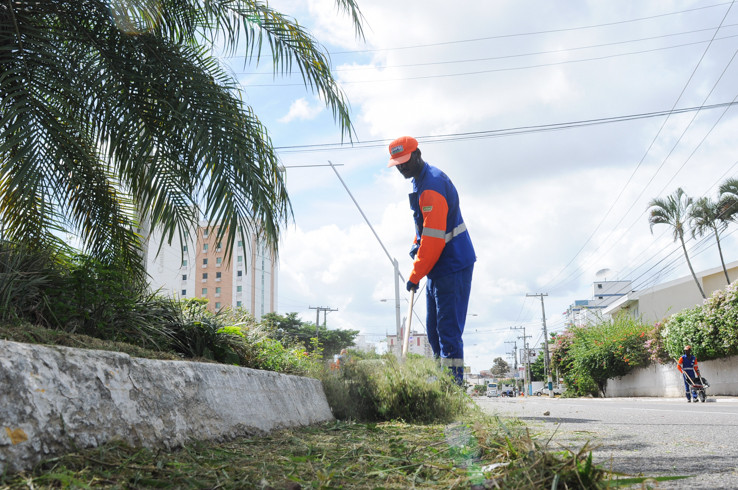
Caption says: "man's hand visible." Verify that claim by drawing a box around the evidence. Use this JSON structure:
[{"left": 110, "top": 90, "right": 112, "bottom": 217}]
[
  {"left": 406, "top": 280, "right": 419, "bottom": 292},
  {"left": 409, "top": 242, "right": 419, "bottom": 259}
]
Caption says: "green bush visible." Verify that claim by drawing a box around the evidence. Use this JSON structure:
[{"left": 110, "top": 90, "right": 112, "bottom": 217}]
[
  {"left": 662, "top": 281, "right": 738, "bottom": 361},
  {"left": 0, "top": 241, "right": 63, "bottom": 323},
  {"left": 320, "top": 355, "right": 470, "bottom": 423},
  {"left": 552, "top": 315, "right": 651, "bottom": 396}
]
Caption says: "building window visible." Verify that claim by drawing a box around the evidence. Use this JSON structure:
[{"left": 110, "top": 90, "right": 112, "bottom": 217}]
[
  {"left": 203, "top": 243, "right": 208, "bottom": 252},
  {"left": 598, "top": 284, "right": 603, "bottom": 289},
  {"left": 215, "top": 302, "right": 221, "bottom": 309},
  {"left": 202, "top": 273, "right": 208, "bottom": 280},
  {"left": 237, "top": 270, "right": 243, "bottom": 277},
  {"left": 236, "top": 301, "right": 242, "bottom": 307},
  {"left": 216, "top": 242, "right": 222, "bottom": 252},
  {"left": 202, "top": 258, "right": 208, "bottom": 267},
  {"left": 215, "top": 287, "right": 221, "bottom": 296},
  {"left": 216, "top": 257, "right": 222, "bottom": 266},
  {"left": 237, "top": 255, "right": 243, "bottom": 263},
  {"left": 216, "top": 272, "right": 222, "bottom": 281},
  {"left": 182, "top": 260, "right": 188, "bottom": 267},
  {"left": 237, "top": 285, "right": 242, "bottom": 293},
  {"left": 182, "top": 245, "right": 188, "bottom": 252},
  {"left": 203, "top": 229, "right": 209, "bottom": 238},
  {"left": 238, "top": 240, "right": 242, "bottom": 248},
  {"left": 181, "top": 289, "right": 186, "bottom": 296},
  {"left": 182, "top": 274, "right": 187, "bottom": 281},
  {"left": 201, "top": 288, "right": 207, "bottom": 295}
]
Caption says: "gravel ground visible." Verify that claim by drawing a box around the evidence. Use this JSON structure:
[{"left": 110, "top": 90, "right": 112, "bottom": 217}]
[{"left": 476, "top": 395, "right": 738, "bottom": 489}]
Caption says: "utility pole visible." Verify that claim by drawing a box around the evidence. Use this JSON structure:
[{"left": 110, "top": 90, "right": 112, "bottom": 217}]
[
  {"left": 309, "top": 306, "right": 338, "bottom": 338},
  {"left": 528, "top": 293, "right": 553, "bottom": 397},
  {"left": 504, "top": 340, "right": 519, "bottom": 396},
  {"left": 510, "top": 326, "right": 531, "bottom": 397}
]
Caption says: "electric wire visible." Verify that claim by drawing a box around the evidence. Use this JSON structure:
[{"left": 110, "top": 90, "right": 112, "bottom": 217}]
[
  {"left": 235, "top": 23, "right": 738, "bottom": 74},
  {"left": 541, "top": 1, "right": 736, "bottom": 292},
  {"left": 245, "top": 34, "right": 738, "bottom": 87},
  {"left": 273, "top": 101, "right": 738, "bottom": 153}
]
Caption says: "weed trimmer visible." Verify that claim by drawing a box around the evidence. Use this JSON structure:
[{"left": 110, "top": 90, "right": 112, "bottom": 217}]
[{"left": 401, "top": 288, "right": 415, "bottom": 359}]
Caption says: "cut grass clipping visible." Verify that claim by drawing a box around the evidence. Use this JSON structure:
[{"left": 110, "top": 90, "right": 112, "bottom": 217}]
[
  {"left": 2, "top": 417, "right": 625, "bottom": 489},
  {"left": 0, "top": 353, "right": 659, "bottom": 488}
]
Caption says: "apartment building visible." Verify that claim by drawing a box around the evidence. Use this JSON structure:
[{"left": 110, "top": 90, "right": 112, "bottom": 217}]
[
  {"left": 144, "top": 222, "right": 277, "bottom": 319},
  {"left": 386, "top": 329, "right": 434, "bottom": 358},
  {"left": 565, "top": 280, "right": 632, "bottom": 326}
]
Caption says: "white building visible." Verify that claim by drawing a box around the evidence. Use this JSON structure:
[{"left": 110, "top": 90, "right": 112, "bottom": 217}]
[
  {"left": 144, "top": 221, "right": 277, "bottom": 319},
  {"left": 386, "top": 329, "right": 434, "bottom": 358},
  {"left": 604, "top": 261, "right": 737, "bottom": 323},
  {"left": 565, "top": 280, "right": 632, "bottom": 326}
]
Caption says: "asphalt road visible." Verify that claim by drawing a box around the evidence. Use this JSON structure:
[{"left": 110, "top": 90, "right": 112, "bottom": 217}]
[{"left": 477, "top": 395, "right": 738, "bottom": 489}]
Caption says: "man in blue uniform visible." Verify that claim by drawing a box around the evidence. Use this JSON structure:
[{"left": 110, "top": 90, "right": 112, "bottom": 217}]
[
  {"left": 677, "top": 345, "right": 700, "bottom": 402},
  {"left": 387, "top": 136, "right": 476, "bottom": 385}
]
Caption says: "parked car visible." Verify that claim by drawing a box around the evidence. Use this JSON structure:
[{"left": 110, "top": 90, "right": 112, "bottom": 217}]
[
  {"left": 533, "top": 386, "right": 563, "bottom": 396},
  {"left": 499, "top": 388, "right": 515, "bottom": 397}
]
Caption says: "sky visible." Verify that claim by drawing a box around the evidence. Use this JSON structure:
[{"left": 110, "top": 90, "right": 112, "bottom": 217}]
[{"left": 224, "top": 0, "right": 738, "bottom": 373}]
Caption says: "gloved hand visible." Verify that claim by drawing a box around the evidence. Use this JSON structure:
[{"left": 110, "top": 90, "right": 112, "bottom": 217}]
[
  {"left": 409, "top": 242, "right": 420, "bottom": 259},
  {"left": 406, "top": 280, "right": 419, "bottom": 292}
]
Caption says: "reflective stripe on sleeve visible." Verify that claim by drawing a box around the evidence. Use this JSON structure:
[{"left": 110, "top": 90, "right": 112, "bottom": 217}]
[{"left": 421, "top": 222, "right": 467, "bottom": 243}]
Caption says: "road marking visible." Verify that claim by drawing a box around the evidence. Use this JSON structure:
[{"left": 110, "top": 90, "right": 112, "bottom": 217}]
[{"left": 621, "top": 407, "right": 738, "bottom": 416}]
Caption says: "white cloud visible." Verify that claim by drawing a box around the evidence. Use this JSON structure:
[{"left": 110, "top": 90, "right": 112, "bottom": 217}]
[{"left": 279, "top": 98, "right": 324, "bottom": 123}]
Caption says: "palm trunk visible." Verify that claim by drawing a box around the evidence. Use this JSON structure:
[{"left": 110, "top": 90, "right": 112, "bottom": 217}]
[
  {"left": 680, "top": 232, "right": 706, "bottom": 299},
  {"left": 713, "top": 226, "right": 731, "bottom": 284}
]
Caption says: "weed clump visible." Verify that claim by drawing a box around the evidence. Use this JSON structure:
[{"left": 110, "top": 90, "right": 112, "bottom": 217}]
[{"left": 320, "top": 354, "right": 470, "bottom": 423}]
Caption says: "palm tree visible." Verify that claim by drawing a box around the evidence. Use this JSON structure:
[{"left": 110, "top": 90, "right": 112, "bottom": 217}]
[
  {"left": 689, "top": 196, "right": 730, "bottom": 284},
  {"left": 648, "top": 188, "right": 706, "bottom": 299},
  {"left": 718, "top": 177, "right": 738, "bottom": 223},
  {"left": 0, "top": 0, "right": 364, "bottom": 274}
]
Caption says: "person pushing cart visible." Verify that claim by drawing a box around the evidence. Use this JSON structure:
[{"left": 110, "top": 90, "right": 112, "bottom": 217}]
[{"left": 677, "top": 345, "right": 706, "bottom": 402}]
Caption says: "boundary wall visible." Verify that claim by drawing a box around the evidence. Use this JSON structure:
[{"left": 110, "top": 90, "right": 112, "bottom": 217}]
[
  {"left": 0, "top": 340, "right": 333, "bottom": 473},
  {"left": 605, "top": 356, "right": 738, "bottom": 397}
]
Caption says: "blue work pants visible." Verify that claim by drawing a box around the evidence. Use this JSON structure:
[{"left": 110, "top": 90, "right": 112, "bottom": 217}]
[
  {"left": 425, "top": 264, "right": 473, "bottom": 385},
  {"left": 683, "top": 369, "right": 697, "bottom": 399}
]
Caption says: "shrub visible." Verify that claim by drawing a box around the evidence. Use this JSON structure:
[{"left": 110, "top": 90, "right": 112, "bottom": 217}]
[
  {"left": 320, "top": 355, "right": 470, "bottom": 423},
  {"left": 0, "top": 240, "right": 64, "bottom": 324},
  {"left": 552, "top": 315, "right": 650, "bottom": 396},
  {"left": 662, "top": 282, "right": 738, "bottom": 361}
]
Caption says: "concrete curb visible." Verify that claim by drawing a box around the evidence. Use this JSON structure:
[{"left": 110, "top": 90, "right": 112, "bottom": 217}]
[{"left": 0, "top": 340, "right": 334, "bottom": 474}]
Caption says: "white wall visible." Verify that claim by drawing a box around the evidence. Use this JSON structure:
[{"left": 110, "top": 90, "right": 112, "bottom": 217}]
[{"left": 605, "top": 357, "right": 738, "bottom": 397}]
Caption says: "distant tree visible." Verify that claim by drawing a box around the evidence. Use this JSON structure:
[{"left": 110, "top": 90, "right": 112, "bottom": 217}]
[
  {"left": 529, "top": 354, "right": 545, "bottom": 382},
  {"left": 648, "top": 188, "right": 706, "bottom": 299},
  {"left": 689, "top": 196, "right": 730, "bottom": 284},
  {"left": 489, "top": 357, "right": 510, "bottom": 377},
  {"left": 262, "top": 312, "right": 359, "bottom": 359}
]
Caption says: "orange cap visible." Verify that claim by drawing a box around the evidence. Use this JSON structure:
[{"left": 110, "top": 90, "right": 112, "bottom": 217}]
[{"left": 387, "top": 136, "right": 418, "bottom": 167}]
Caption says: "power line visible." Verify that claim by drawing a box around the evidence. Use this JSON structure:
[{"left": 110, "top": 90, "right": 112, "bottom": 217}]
[
  {"left": 273, "top": 101, "right": 738, "bottom": 153},
  {"left": 542, "top": 2, "right": 736, "bottom": 292},
  {"left": 330, "top": 2, "right": 735, "bottom": 55},
  {"left": 244, "top": 34, "right": 738, "bottom": 87},
  {"left": 236, "top": 24, "right": 738, "bottom": 74}
]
